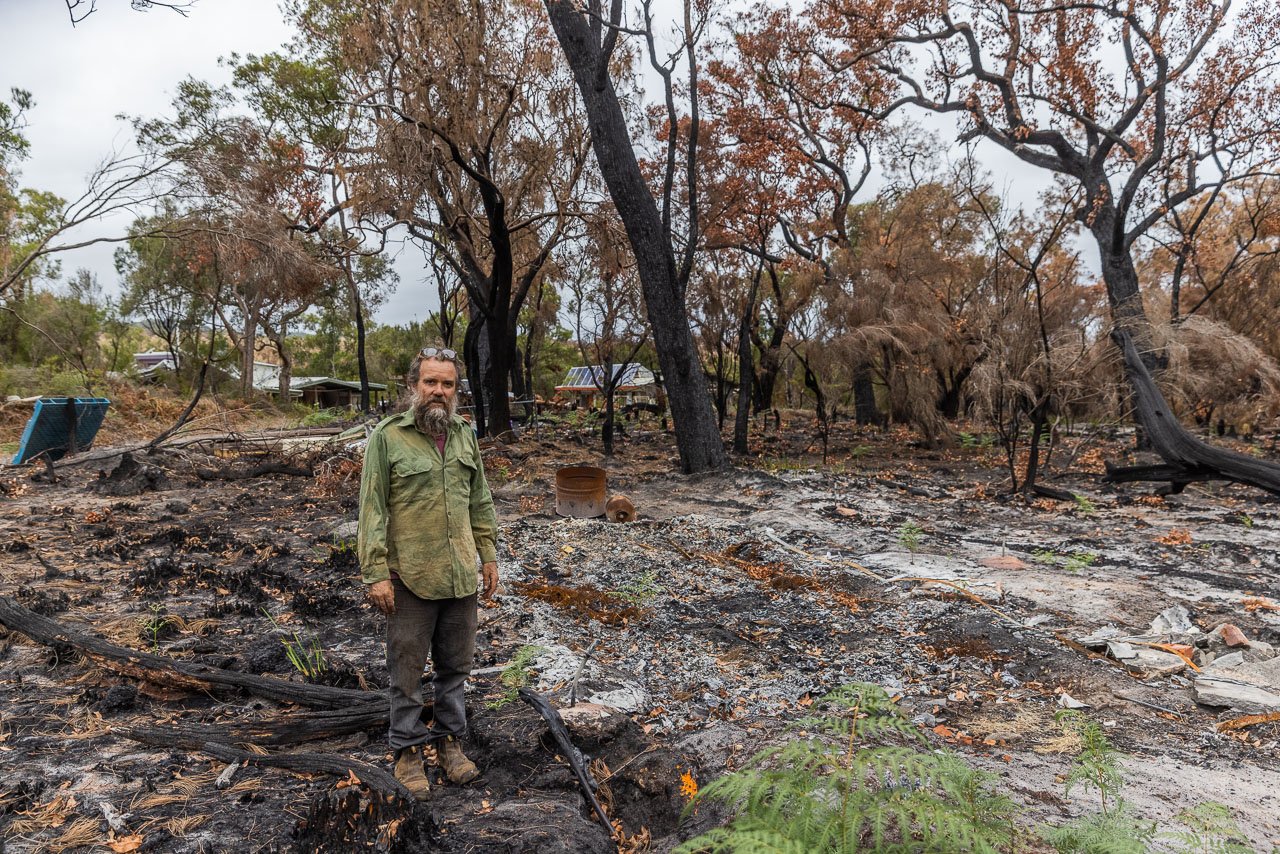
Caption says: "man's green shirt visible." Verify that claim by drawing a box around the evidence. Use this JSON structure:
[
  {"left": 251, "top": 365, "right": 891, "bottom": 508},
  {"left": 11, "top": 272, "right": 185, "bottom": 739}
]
[{"left": 357, "top": 410, "right": 498, "bottom": 600}]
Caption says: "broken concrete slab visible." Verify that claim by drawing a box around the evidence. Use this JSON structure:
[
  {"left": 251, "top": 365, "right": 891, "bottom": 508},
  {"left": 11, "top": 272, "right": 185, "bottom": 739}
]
[
  {"left": 1106, "top": 642, "right": 1188, "bottom": 676},
  {"left": 1193, "top": 676, "right": 1280, "bottom": 714},
  {"left": 1194, "top": 654, "right": 1280, "bottom": 713},
  {"left": 1150, "top": 604, "right": 1198, "bottom": 636}
]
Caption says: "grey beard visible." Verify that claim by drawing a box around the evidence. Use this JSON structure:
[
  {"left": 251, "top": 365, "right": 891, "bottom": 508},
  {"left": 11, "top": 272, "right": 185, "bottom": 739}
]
[{"left": 412, "top": 394, "right": 456, "bottom": 435}]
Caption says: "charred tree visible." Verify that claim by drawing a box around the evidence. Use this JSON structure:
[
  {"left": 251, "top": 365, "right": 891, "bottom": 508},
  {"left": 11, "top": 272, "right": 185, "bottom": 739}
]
[
  {"left": 543, "top": 0, "right": 726, "bottom": 473},
  {"left": 1106, "top": 331, "right": 1280, "bottom": 495}
]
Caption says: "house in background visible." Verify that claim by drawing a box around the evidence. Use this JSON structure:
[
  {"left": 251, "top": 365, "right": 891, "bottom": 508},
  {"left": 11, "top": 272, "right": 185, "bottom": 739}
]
[
  {"left": 554, "top": 363, "right": 656, "bottom": 409},
  {"left": 133, "top": 351, "right": 177, "bottom": 380},
  {"left": 253, "top": 369, "right": 388, "bottom": 409}
]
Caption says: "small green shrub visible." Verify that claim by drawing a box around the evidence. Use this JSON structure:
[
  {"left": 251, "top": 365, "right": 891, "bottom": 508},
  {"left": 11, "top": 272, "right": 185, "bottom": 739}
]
[
  {"left": 299, "top": 408, "right": 342, "bottom": 428},
  {"left": 138, "top": 604, "right": 171, "bottom": 653},
  {"left": 1033, "top": 548, "right": 1060, "bottom": 566},
  {"left": 1064, "top": 553, "right": 1097, "bottom": 573},
  {"left": 677, "top": 683, "right": 1020, "bottom": 853},
  {"left": 898, "top": 522, "right": 924, "bottom": 557},
  {"left": 1043, "top": 712, "right": 1253, "bottom": 854},
  {"left": 612, "top": 568, "right": 662, "bottom": 604},
  {"left": 487, "top": 644, "right": 546, "bottom": 709}
]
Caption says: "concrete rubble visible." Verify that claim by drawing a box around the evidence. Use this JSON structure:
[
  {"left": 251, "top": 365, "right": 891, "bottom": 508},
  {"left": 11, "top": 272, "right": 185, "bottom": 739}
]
[{"left": 1077, "top": 604, "right": 1280, "bottom": 713}]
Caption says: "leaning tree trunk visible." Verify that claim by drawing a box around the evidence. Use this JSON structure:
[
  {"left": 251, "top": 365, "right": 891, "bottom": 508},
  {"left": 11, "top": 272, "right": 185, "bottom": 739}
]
[
  {"left": 544, "top": 0, "right": 726, "bottom": 474},
  {"left": 1106, "top": 331, "right": 1280, "bottom": 495},
  {"left": 1082, "top": 199, "right": 1280, "bottom": 495}
]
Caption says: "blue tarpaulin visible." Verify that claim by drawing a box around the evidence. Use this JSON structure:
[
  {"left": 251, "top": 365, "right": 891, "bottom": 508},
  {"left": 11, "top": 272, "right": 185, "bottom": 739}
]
[{"left": 11, "top": 397, "right": 111, "bottom": 465}]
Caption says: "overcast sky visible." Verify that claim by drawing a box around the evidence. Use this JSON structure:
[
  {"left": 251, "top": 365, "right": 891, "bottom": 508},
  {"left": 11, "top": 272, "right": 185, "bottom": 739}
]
[
  {"left": 0, "top": 0, "right": 437, "bottom": 325},
  {"left": 2, "top": 0, "right": 1058, "bottom": 335}
]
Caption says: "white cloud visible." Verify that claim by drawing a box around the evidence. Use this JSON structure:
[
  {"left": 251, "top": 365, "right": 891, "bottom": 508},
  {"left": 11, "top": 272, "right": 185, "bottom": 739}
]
[{"left": 0, "top": 0, "right": 436, "bottom": 325}]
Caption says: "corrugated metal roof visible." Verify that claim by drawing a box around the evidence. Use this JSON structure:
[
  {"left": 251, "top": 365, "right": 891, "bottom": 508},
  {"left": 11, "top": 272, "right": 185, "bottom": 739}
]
[{"left": 554, "top": 363, "right": 653, "bottom": 392}]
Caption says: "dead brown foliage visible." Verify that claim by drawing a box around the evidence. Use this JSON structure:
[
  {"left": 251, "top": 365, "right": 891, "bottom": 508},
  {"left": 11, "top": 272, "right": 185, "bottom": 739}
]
[{"left": 511, "top": 581, "right": 645, "bottom": 626}]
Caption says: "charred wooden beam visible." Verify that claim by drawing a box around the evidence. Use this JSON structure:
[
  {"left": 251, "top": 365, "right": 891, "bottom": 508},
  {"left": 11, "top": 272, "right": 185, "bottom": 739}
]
[
  {"left": 1028, "top": 483, "right": 1078, "bottom": 502},
  {"left": 113, "top": 703, "right": 389, "bottom": 747},
  {"left": 1111, "top": 330, "right": 1280, "bottom": 497},
  {"left": 0, "top": 595, "right": 377, "bottom": 709},
  {"left": 120, "top": 726, "right": 410, "bottom": 800}
]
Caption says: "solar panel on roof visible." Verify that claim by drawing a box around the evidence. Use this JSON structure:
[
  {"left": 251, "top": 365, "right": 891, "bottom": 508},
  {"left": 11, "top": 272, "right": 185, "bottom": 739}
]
[{"left": 11, "top": 397, "right": 111, "bottom": 465}]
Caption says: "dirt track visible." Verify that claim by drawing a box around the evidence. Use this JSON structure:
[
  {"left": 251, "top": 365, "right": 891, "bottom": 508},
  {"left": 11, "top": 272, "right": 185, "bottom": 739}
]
[{"left": 2, "top": 423, "right": 1279, "bottom": 852}]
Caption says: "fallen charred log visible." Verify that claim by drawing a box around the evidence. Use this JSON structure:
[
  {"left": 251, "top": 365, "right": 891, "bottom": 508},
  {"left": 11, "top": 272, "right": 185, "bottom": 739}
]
[
  {"left": 193, "top": 461, "right": 314, "bottom": 480},
  {"left": 119, "top": 726, "right": 410, "bottom": 800},
  {"left": 1111, "top": 330, "right": 1280, "bottom": 496},
  {"left": 0, "top": 595, "right": 377, "bottom": 709},
  {"left": 112, "top": 702, "right": 389, "bottom": 747}
]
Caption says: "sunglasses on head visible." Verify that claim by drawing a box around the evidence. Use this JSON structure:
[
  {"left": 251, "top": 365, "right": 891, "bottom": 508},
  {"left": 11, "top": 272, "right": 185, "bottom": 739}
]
[{"left": 419, "top": 347, "right": 458, "bottom": 360}]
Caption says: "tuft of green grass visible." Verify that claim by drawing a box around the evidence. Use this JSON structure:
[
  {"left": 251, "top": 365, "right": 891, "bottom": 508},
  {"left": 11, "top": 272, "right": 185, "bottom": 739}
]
[
  {"left": 262, "top": 608, "right": 326, "bottom": 680},
  {"left": 487, "top": 645, "right": 546, "bottom": 709}
]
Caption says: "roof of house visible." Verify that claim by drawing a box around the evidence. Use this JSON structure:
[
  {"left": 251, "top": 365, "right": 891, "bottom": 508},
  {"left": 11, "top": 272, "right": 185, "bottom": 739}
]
[
  {"left": 254, "top": 374, "right": 388, "bottom": 393},
  {"left": 555, "top": 363, "right": 654, "bottom": 392},
  {"left": 289, "top": 377, "right": 388, "bottom": 392}
]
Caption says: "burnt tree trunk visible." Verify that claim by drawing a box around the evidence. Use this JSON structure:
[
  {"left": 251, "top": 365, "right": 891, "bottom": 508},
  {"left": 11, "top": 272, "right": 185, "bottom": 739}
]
[
  {"left": 733, "top": 278, "right": 759, "bottom": 454},
  {"left": 1106, "top": 331, "right": 1280, "bottom": 495},
  {"left": 463, "top": 313, "right": 488, "bottom": 438},
  {"left": 0, "top": 595, "right": 376, "bottom": 709},
  {"left": 544, "top": 0, "right": 726, "bottom": 473},
  {"left": 352, "top": 281, "right": 370, "bottom": 412},
  {"left": 852, "top": 363, "right": 881, "bottom": 427}
]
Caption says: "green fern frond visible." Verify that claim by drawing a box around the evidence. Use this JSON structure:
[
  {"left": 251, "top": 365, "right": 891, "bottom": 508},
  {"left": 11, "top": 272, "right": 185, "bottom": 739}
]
[
  {"left": 1159, "top": 802, "right": 1255, "bottom": 854},
  {"left": 1040, "top": 801, "right": 1155, "bottom": 853},
  {"left": 678, "top": 683, "right": 1020, "bottom": 853}
]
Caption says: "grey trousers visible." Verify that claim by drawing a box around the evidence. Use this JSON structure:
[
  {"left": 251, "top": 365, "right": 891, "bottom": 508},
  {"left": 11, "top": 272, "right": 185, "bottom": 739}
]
[{"left": 386, "top": 579, "right": 477, "bottom": 752}]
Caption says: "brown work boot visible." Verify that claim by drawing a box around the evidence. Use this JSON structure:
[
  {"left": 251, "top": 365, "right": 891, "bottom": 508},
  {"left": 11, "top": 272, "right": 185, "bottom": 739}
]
[
  {"left": 393, "top": 745, "right": 431, "bottom": 800},
  {"left": 437, "top": 736, "right": 479, "bottom": 784}
]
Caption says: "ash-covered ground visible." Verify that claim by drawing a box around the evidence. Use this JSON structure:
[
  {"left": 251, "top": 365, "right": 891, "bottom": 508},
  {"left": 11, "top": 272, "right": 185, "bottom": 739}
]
[{"left": 2, "top": 422, "right": 1279, "bottom": 852}]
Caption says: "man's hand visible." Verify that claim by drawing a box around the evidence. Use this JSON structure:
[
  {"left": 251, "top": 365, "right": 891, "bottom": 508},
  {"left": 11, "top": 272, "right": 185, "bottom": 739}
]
[
  {"left": 481, "top": 562, "right": 499, "bottom": 600},
  {"left": 367, "top": 579, "right": 395, "bottom": 615}
]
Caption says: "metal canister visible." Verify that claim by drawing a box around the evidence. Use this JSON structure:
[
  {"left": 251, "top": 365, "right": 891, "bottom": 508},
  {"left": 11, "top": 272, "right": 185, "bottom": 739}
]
[{"left": 555, "top": 466, "right": 607, "bottom": 518}]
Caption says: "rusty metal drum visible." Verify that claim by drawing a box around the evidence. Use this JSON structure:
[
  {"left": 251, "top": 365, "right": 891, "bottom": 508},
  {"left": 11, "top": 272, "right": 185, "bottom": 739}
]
[{"left": 555, "top": 465, "right": 607, "bottom": 518}]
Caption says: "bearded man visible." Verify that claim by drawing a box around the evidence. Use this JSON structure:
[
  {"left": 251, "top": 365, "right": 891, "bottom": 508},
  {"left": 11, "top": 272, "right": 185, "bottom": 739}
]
[{"left": 358, "top": 346, "right": 498, "bottom": 799}]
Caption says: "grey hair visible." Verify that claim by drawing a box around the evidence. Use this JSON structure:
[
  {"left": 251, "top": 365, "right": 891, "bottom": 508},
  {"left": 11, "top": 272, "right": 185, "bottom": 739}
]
[{"left": 406, "top": 348, "right": 461, "bottom": 386}]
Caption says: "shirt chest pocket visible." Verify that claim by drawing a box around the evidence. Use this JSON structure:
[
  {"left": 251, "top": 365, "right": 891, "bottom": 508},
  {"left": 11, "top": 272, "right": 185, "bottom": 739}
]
[
  {"left": 447, "top": 451, "right": 478, "bottom": 500},
  {"left": 388, "top": 457, "right": 441, "bottom": 505}
]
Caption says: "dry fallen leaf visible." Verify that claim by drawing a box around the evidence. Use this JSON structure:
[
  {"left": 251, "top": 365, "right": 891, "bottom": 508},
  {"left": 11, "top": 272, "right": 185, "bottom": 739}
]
[
  {"left": 1156, "top": 528, "right": 1193, "bottom": 546},
  {"left": 1216, "top": 711, "right": 1280, "bottom": 732},
  {"left": 835, "top": 505, "right": 858, "bottom": 517},
  {"left": 108, "top": 833, "right": 145, "bottom": 853},
  {"left": 979, "top": 555, "right": 1030, "bottom": 570}
]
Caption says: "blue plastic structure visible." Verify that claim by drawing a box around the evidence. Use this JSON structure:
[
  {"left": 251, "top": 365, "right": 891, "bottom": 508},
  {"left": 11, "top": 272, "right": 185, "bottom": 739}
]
[{"left": 11, "top": 397, "right": 111, "bottom": 465}]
